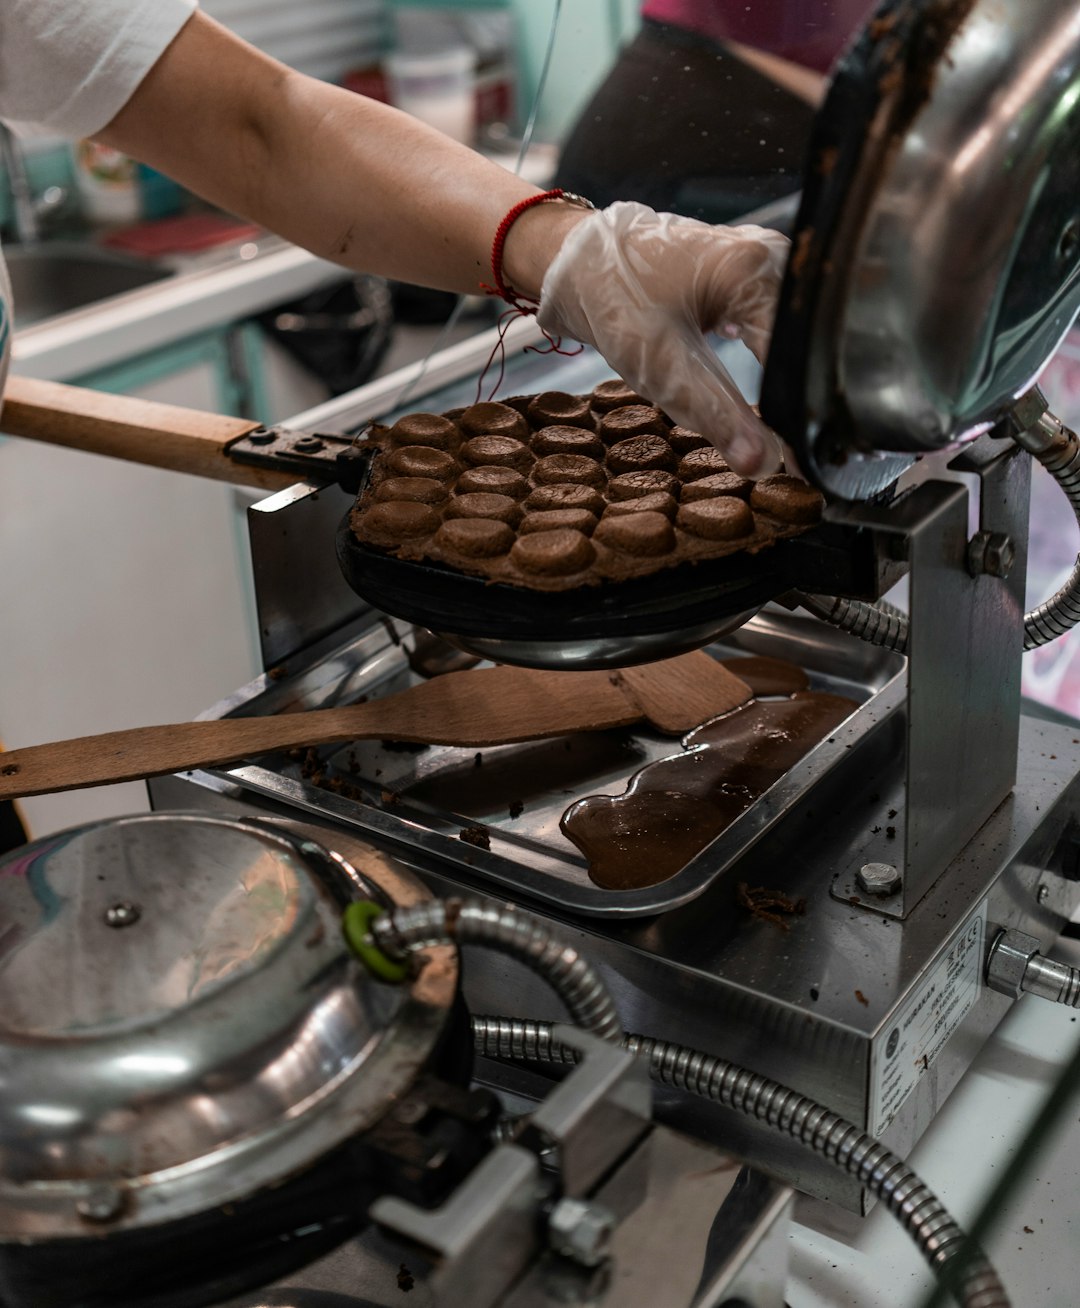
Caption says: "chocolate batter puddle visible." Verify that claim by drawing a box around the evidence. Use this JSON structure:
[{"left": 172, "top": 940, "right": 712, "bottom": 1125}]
[
  {"left": 561, "top": 690, "right": 856, "bottom": 890},
  {"left": 719, "top": 655, "right": 809, "bottom": 697}
]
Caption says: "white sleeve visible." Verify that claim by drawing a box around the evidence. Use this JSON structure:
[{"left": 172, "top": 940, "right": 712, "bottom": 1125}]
[{"left": 0, "top": 0, "right": 198, "bottom": 139}]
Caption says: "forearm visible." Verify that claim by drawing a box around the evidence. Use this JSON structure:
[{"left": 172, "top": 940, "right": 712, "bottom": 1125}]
[
  {"left": 722, "top": 41, "right": 828, "bottom": 107},
  {"left": 97, "top": 11, "right": 584, "bottom": 298}
]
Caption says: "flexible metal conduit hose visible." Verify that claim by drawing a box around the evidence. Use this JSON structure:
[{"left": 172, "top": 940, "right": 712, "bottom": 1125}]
[
  {"left": 370, "top": 899, "right": 622, "bottom": 1042},
  {"left": 795, "top": 410, "right": 1080, "bottom": 653},
  {"left": 472, "top": 1016, "right": 1009, "bottom": 1308}
]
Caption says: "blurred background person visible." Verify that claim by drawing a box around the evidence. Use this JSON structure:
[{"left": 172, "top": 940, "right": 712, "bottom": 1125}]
[{"left": 555, "top": 0, "right": 876, "bottom": 223}]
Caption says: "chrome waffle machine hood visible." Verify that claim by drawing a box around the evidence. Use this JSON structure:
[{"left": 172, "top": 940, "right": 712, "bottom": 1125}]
[
  {"left": 6, "top": 2, "right": 1080, "bottom": 1305},
  {"left": 760, "top": 0, "right": 1080, "bottom": 501}
]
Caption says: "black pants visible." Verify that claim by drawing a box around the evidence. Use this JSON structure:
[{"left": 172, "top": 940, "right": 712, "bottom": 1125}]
[{"left": 554, "top": 20, "right": 816, "bottom": 224}]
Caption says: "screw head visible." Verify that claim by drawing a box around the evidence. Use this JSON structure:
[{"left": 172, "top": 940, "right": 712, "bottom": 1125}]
[
  {"left": 246, "top": 428, "right": 276, "bottom": 446},
  {"left": 104, "top": 902, "right": 140, "bottom": 928},
  {"left": 548, "top": 1197, "right": 615, "bottom": 1268},
  {"left": 293, "top": 435, "right": 325, "bottom": 453},
  {"left": 856, "top": 862, "right": 902, "bottom": 896},
  {"left": 76, "top": 1183, "right": 126, "bottom": 1224}
]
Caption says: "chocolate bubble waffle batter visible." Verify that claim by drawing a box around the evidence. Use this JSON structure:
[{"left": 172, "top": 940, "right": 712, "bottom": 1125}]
[
  {"left": 561, "top": 656, "right": 857, "bottom": 891},
  {"left": 349, "top": 389, "right": 824, "bottom": 592}
]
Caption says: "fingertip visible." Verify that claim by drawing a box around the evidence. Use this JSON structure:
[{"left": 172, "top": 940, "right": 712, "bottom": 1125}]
[{"left": 723, "top": 426, "right": 782, "bottom": 478}]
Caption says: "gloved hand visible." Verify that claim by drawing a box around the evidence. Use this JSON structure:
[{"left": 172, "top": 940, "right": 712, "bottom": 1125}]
[{"left": 537, "top": 201, "right": 789, "bottom": 477}]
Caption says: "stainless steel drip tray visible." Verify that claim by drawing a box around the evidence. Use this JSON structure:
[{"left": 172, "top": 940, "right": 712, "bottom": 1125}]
[{"left": 210, "top": 610, "right": 905, "bottom": 918}]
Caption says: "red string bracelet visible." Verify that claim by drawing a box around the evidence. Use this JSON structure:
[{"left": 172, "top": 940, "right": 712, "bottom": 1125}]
[
  {"left": 483, "top": 188, "right": 594, "bottom": 313},
  {"left": 474, "top": 189, "right": 595, "bottom": 403}
]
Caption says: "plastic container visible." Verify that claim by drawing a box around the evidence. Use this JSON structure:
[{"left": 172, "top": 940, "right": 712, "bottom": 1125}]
[
  {"left": 385, "top": 46, "right": 476, "bottom": 145},
  {"left": 73, "top": 141, "right": 140, "bottom": 224}
]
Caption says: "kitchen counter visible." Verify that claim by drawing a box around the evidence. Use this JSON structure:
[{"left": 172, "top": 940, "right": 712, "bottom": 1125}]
[{"left": 10, "top": 234, "right": 345, "bottom": 383}]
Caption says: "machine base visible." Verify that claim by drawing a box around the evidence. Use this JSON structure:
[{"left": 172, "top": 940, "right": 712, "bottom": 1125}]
[{"left": 153, "top": 708, "right": 1080, "bottom": 1214}]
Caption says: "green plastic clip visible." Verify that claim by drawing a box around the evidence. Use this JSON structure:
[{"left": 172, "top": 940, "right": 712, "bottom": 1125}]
[{"left": 341, "top": 900, "right": 410, "bottom": 984}]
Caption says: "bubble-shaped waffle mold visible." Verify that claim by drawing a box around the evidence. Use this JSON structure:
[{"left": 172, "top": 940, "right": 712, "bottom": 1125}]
[{"left": 349, "top": 387, "right": 822, "bottom": 593}]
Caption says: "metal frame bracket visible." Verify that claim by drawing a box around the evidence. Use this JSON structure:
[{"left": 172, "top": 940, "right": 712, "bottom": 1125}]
[{"left": 227, "top": 426, "right": 374, "bottom": 493}]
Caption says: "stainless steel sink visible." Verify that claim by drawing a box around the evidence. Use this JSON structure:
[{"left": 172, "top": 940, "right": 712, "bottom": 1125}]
[{"left": 5, "top": 241, "right": 173, "bottom": 327}]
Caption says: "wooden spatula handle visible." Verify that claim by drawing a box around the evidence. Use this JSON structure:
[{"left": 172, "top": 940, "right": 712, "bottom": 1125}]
[
  {"left": 0, "top": 666, "right": 641, "bottom": 799},
  {"left": 1, "top": 375, "right": 297, "bottom": 491}
]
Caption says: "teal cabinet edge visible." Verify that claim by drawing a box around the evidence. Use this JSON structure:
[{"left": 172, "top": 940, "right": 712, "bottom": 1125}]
[{"left": 72, "top": 323, "right": 271, "bottom": 421}]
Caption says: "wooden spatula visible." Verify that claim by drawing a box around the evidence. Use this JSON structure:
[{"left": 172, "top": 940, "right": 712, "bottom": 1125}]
[{"left": 0, "top": 652, "right": 751, "bottom": 800}]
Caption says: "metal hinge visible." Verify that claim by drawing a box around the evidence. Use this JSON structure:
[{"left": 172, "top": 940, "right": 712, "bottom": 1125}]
[{"left": 226, "top": 426, "right": 375, "bottom": 493}]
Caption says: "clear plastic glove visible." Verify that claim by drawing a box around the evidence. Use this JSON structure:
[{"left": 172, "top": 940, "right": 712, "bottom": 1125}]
[{"left": 537, "top": 201, "right": 790, "bottom": 477}]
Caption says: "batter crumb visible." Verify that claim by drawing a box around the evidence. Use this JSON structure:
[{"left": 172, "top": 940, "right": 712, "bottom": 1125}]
[
  {"left": 459, "top": 824, "right": 490, "bottom": 850},
  {"left": 737, "top": 882, "right": 807, "bottom": 931}
]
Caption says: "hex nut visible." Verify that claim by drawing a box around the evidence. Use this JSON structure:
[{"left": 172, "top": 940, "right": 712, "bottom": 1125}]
[
  {"left": 967, "top": 531, "right": 1015, "bottom": 579},
  {"left": 856, "top": 862, "right": 901, "bottom": 897},
  {"left": 548, "top": 1197, "right": 616, "bottom": 1268},
  {"left": 1007, "top": 387, "right": 1049, "bottom": 436},
  {"left": 985, "top": 928, "right": 1041, "bottom": 999}
]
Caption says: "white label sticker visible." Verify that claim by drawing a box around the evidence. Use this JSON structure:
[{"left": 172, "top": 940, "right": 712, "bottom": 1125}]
[{"left": 869, "top": 902, "right": 986, "bottom": 1136}]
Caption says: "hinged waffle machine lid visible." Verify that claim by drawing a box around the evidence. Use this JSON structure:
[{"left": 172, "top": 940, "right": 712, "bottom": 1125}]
[{"left": 760, "top": 0, "right": 1080, "bottom": 500}]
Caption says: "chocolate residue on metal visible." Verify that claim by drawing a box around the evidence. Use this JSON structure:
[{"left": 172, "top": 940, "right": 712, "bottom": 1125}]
[
  {"left": 561, "top": 690, "right": 856, "bottom": 891},
  {"left": 719, "top": 655, "right": 810, "bottom": 697},
  {"left": 881, "top": 0, "right": 980, "bottom": 129},
  {"left": 459, "top": 825, "right": 490, "bottom": 851},
  {"left": 737, "top": 881, "right": 808, "bottom": 932}
]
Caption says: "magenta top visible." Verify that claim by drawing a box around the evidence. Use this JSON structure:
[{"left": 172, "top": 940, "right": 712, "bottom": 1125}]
[{"left": 640, "top": 0, "right": 878, "bottom": 73}]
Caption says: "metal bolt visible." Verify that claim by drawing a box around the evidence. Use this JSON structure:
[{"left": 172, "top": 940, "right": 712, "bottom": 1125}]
[
  {"left": 967, "top": 531, "right": 1015, "bottom": 579},
  {"left": 104, "top": 901, "right": 140, "bottom": 928},
  {"left": 1007, "top": 387, "right": 1050, "bottom": 436},
  {"left": 246, "top": 428, "right": 276, "bottom": 446},
  {"left": 1057, "top": 216, "right": 1080, "bottom": 268},
  {"left": 292, "top": 435, "right": 325, "bottom": 453},
  {"left": 547, "top": 1197, "right": 616, "bottom": 1268},
  {"left": 856, "top": 862, "right": 902, "bottom": 897},
  {"left": 76, "top": 1183, "right": 126, "bottom": 1224},
  {"left": 1037, "top": 884, "right": 1050, "bottom": 904}
]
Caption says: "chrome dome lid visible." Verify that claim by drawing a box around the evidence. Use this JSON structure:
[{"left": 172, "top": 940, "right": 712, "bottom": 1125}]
[
  {"left": 0, "top": 813, "right": 456, "bottom": 1241},
  {"left": 761, "top": 0, "right": 1080, "bottom": 499}
]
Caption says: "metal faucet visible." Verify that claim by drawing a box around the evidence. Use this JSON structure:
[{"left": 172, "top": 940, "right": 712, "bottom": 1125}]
[{"left": 1, "top": 122, "right": 67, "bottom": 243}]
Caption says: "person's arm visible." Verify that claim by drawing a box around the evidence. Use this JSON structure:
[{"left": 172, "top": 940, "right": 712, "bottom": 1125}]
[
  {"left": 723, "top": 42, "right": 828, "bottom": 107},
  {"left": 95, "top": 10, "right": 584, "bottom": 300},
  {"left": 97, "top": 9, "right": 788, "bottom": 476}
]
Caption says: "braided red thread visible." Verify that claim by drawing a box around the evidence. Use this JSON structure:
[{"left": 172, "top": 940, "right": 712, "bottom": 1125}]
[
  {"left": 483, "top": 188, "right": 567, "bottom": 311},
  {"left": 475, "top": 189, "right": 594, "bottom": 402},
  {"left": 481, "top": 188, "right": 594, "bottom": 311}
]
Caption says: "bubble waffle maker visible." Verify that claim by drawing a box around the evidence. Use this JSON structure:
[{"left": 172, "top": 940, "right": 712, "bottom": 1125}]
[
  {"left": 334, "top": 428, "right": 880, "bottom": 669},
  {"left": 761, "top": 0, "right": 1080, "bottom": 500},
  {"left": 4, "top": 0, "right": 1079, "bottom": 672}
]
